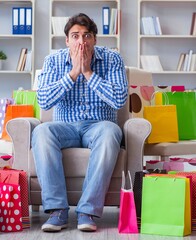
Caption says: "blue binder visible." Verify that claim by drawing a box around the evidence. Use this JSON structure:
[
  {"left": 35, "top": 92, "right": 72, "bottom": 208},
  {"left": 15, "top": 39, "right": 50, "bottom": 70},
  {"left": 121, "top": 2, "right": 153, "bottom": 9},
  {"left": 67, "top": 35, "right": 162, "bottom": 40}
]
[
  {"left": 19, "top": 7, "right": 26, "bottom": 34},
  {"left": 25, "top": 7, "right": 32, "bottom": 34},
  {"left": 102, "top": 7, "right": 110, "bottom": 34},
  {"left": 12, "top": 8, "right": 19, "bottom": 34}
]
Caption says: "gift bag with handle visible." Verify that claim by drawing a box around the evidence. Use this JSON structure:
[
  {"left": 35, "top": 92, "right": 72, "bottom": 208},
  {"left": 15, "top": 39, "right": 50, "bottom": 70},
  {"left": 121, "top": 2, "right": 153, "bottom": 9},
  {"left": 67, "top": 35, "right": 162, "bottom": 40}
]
[
  {"left": 141, "top": 175, "right": 191, "bottom": 236},
  {"left": 0, "top": 168, "right": 30, "bottom": 229},
  {"left": 144, "top": 92, "right": 179, "bottom": 143},
  {"left": 0, "top": 173, "right": 23, "bottom": 232},
  {"left": 13, "top": 90, "right": 40, "bottom": 119},
  {"left": 118, "top": 171, "right": 138, "bottom": 233}
]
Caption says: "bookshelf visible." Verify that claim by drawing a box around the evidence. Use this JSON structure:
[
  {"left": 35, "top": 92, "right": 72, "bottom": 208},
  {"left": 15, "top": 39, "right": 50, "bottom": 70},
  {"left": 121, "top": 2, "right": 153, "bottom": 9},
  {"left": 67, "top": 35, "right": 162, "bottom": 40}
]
[
  {"left": 0, "top": 0, "right": 35, "bottom": 97},
  {"left": 138, "top": 0, "right": 196, "bottom": 87},
  {"left": 49, "top": 0, "right": 121, "bottom": 53}
]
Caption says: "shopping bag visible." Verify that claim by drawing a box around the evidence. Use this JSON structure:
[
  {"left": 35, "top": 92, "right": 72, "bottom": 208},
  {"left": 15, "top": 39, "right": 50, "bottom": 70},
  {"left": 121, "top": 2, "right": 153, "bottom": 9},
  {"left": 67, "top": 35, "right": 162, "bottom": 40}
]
[
  {"left": 144, "top": 95, "right": 179, "bottom": 143},
  {"left": 0, "top": 168, "right": 30, "bottom": 229},
  {"left": 163, "top": 91, "right": 196, "bottom": 140},
  {"left": 141, "top": 176, "right": 191, "bottom": 236},
  {"left": 1, "top": 104, "right": 34, "bottom": 141},
  {"left": 13, "top": 90, "right": 40, "bottom": 119},
  {"left": 0, "top": 98, "right": 14, "bottom": 137},
  {"left": 0, "top": 174, "right": 23, "bottom": 232},
  {"left": 133, "top": 169, "right": 166, "bottom": 226},
  {"left": 129, "top": 85, "right": 184, "bottom": 118},
  {"left": 118, "top": 171, "right": 138, "bottom": 233},
  {"left": 169, "top": 171, "right": 196, "bottom": 231}
]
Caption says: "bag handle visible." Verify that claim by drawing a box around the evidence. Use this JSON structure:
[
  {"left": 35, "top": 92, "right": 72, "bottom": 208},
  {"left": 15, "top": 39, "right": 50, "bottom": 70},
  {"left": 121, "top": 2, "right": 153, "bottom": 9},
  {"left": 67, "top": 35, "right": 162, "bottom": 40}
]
[
  {"left": 150, "top": 91, "right": 169, "bottom": 106},
  {"left": 121, "top": 170, "right": 133, "bottom": 191}
]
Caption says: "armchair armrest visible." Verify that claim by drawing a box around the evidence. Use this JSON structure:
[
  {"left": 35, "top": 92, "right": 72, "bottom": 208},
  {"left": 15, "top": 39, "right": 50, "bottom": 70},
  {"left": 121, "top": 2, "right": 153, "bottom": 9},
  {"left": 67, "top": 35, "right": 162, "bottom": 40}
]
[
  {"left": 6, "top": 117, "right": 41, "bottom": 172},
  {"left": 124, "top": 118, "right": 151, "bottom": 181}
]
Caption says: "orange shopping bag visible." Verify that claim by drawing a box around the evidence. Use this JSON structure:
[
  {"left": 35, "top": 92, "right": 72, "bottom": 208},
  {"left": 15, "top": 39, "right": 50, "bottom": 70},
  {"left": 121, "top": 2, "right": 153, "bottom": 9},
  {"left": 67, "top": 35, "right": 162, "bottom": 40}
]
[{"left": 1, "top": 104, "right": 34, "bottom": 141}]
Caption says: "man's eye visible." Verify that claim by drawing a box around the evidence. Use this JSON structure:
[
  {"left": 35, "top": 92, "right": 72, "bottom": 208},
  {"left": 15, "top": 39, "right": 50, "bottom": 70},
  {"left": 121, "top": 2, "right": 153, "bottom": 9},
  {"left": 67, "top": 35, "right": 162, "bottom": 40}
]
[
  {"left": 84, "top": 34, "right": 92, "bottom": 39},
  {"left": 72, "top": 34, "right": 78, "bottom": 39}
]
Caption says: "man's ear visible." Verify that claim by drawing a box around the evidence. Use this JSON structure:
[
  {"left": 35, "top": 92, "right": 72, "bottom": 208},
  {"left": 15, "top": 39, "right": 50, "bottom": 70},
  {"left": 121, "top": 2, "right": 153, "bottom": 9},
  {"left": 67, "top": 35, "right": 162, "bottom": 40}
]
[{"left": 65, "top": 37, "right": 69, "bottom": 47}]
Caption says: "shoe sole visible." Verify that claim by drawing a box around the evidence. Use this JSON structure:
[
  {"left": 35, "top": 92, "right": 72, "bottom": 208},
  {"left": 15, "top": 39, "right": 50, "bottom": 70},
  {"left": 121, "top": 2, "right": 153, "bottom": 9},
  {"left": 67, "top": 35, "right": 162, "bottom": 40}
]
[
  {"left": 77, "top": 224, "right": 97, "bottom": 232},
  {"left": 42, "top": 223, "right": 68, "bottom": 232}
]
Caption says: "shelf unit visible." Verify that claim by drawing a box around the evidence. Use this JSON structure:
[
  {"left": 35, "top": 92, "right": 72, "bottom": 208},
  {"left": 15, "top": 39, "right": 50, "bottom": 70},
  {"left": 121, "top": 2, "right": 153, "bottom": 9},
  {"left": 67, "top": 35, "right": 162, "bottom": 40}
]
[
  {"left": 0, "top": 0, "right": 35, "bottom": 97},
  {"left": 49, "top": 0, "right": 121, "bottom": 53},
  {"left": 138, "top": 0, "right": 196, "bottom": 87}
]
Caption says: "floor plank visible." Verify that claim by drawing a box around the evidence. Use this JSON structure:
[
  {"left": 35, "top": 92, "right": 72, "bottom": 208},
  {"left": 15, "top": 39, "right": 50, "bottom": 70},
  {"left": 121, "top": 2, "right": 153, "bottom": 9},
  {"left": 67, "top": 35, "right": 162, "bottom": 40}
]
[{"left": 1, "top": 207, "right": 196, "bottom": 240}]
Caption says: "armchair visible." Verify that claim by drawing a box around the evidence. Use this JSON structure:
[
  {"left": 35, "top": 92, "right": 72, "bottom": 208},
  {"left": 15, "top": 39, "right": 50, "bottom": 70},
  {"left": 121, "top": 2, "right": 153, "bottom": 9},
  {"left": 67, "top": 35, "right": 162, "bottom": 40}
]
[{"left": 6, "top": 68, "right": 151, "bottom": 209}]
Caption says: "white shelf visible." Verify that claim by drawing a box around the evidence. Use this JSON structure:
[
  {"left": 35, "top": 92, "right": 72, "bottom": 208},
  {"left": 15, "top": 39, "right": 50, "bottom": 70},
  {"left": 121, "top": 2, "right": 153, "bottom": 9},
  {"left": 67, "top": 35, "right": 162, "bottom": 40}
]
[
  {"left": 0, "top": 0, "right": 35, "bottom": 96},
  {"left": 138, "top": 0, "right": 196, "bottom": 85},
  {"left": 49, "top": 0, "right": 121, "bottom": 53}
]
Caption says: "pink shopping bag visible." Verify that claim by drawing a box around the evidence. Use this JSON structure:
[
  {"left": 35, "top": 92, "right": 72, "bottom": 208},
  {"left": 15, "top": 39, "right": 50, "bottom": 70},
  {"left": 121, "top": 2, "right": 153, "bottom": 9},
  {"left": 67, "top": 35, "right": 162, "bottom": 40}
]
[{"left": 118, "top": 171, "right": 138, "bottom": 233}]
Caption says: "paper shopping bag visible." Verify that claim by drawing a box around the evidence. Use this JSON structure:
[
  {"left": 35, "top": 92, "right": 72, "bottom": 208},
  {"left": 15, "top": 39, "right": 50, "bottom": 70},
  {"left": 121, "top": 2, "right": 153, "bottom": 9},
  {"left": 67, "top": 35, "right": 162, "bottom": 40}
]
[
  {"left": 129, "top": 85, "right": 184, "bottom": 118},
  {"left": 1, "top": 104, "right": 34, "bottom": 141},
  {"left": 118, "top": 171, "right": 138, "bottom": 233},
  {"left": 169, "top": 171, "right": 196, "bottom": 231},
  {"left": 0, "top": 98, "right": 14, "bottom": 137},
  {"left": 163, "top": 91, "right": 196, "bottom": 140},
  {"left": 13, "top": 90, "right": 40, "bottom": 119},
  {"left": 133, "top": 169, "right": 166, "bottom": 227},
  {"left": 141, "top": 176, "right": 191, "bottom": 236},
  {"left": 144, "top": 104, "right": 179, "bottom": 143},
  {"left": 0, "top": 168, "right": 30, "bottom": 229},
  {"left": 0, "top": 175, "right": 23, "bottom": 232}
]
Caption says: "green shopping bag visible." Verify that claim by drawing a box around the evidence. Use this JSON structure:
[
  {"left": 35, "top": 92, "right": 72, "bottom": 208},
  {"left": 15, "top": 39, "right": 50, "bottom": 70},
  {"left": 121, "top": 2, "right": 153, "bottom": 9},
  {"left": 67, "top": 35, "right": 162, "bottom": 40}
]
[
  {"left": 163, "top": 92, "right": 196, "bottom": 140},
  {"left": 141, "top": 176, "right": 191, "bottom": 237},
  {"left": 13, "top": 90, "right": 40, "bottom": 119}
]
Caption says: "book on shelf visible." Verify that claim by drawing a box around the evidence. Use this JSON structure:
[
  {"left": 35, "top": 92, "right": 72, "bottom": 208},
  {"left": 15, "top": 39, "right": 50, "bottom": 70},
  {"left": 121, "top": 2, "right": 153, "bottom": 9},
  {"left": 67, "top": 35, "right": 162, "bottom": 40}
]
[
  {"left": 51, "top": 17, "right": 70, "bottom": 35},
  {"left": 16, "top": 48, "right": 27, "bottom": 71},
  {"left": 109, "top": 8, "right": 118, "bottom": 35},
  {"left": 177, "top": 50, "right": 195, "bottom": 72},
  {"left": 12, "top": 7, "right": 33, "bottom": 35},
  {"left": 177, "top": 53, "right": 186, "bottom": 71},
  {"left": 141, "top": 16, "right": 162, "bottom": 35},
  {"left": 24, "top": 50, "right": 32, "bottom": 72},
  {"left": 190, "top": 12, "right": 196, "bottom": 35},
  {"left": 140, "top": 55, "right": 163, "bottom": 72}
]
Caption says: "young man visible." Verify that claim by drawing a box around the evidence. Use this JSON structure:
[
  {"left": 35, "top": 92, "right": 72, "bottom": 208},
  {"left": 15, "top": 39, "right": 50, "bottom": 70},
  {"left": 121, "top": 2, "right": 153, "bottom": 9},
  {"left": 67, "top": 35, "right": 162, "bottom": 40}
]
[{"left": 32, "top": 13, "right": 128, "bottom": 232}]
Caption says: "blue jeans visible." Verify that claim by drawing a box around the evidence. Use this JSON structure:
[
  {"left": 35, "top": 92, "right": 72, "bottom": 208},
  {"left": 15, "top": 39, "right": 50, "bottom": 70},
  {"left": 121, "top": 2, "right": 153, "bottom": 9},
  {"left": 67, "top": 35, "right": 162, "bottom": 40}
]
[{"left": 31, "top": 120, "right": 122, "bottom": 217}]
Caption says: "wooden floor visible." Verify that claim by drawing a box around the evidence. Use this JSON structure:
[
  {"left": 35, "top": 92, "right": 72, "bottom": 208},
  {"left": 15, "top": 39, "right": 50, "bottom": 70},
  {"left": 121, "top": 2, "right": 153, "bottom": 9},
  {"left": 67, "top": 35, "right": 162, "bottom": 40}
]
[{"left": 1, "top": 207, "right": 196, "bottom": 240}]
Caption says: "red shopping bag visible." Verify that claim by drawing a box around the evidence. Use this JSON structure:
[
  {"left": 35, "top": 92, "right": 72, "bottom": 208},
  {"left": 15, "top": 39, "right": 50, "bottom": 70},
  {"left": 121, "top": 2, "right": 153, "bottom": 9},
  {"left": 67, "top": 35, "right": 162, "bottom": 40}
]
[
  {"left": 118, "top": 171, "right": 138, "bottom": 233},
  {"left": 0, "top": 174, "right": 23, "bottom": 232},
  {"left": 0, "top": 168, "right": 30, "bottom": 229}
]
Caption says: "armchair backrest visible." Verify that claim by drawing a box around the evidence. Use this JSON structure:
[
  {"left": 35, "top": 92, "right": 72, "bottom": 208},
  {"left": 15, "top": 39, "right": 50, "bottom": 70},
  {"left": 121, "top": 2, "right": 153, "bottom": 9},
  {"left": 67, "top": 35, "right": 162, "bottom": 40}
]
[{"left": 39, "top": 67, "right": 153, "bottom": 128}]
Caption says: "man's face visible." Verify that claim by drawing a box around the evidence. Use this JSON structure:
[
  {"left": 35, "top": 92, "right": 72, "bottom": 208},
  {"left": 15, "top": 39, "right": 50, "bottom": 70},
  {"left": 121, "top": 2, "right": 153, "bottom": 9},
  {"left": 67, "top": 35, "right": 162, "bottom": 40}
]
[{"left": 66, "top": 24, "right": 96, "bottom": 54}]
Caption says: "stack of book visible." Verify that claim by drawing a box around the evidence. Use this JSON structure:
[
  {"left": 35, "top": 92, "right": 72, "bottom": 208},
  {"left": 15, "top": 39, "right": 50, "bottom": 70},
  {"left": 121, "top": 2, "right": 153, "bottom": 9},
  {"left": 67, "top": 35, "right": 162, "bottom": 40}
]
[
  {"left": 140, "top": 55, "right": 163, "bottom": 72},
  {"left": 16, "top": 48, "right": 32, "bottom": 72},
  {"left": 51, "top": 17, "right": 70, "bottom": 35},
  {"left": 102, "top": 7, "right": 118, "bottom": 35},
  {"left": 177, "top": 50, "right": 196, "bottom": 72},
  {"left": 12, "top": 7, "right": 32, "bottom": 34},
  {"left": 141, "top": 16, "right": 162, "bottom": 35}
]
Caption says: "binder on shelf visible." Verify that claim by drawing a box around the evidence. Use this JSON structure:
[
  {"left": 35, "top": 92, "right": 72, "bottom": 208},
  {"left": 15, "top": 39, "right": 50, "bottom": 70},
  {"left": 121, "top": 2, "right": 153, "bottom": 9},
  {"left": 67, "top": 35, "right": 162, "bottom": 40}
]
[
  {"left": 19, "top": 7, "right": 26, "bottom": 34},
  {"left": 25, "top": 7, "right": 32, "bottom": 34},
  {"left": 12, "top": 7, "right": 19, "bottom": 34},
  {"left": 102, "top": 7, "right": 110, "bottom": 34}
]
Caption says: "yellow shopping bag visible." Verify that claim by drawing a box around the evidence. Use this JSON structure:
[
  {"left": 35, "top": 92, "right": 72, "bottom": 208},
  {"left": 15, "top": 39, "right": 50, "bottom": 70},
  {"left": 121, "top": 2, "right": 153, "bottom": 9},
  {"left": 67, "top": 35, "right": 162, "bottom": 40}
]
[{"left": 144, "top": 104, "right": 179, "bottom": 143}]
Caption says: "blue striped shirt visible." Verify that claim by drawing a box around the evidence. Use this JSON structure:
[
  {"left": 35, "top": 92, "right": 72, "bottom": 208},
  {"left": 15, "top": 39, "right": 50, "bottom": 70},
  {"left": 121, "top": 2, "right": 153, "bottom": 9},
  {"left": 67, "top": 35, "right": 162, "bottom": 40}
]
[{"left": 37, "top": 46, "right": 128, "bottom": 123}]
